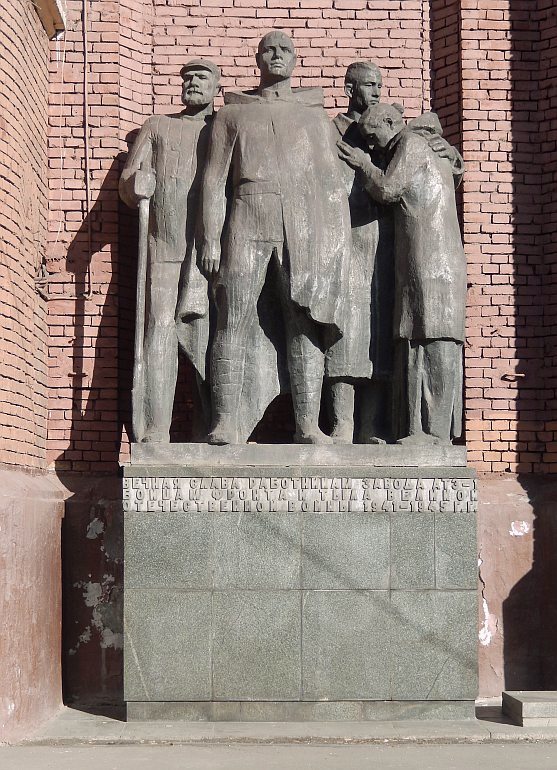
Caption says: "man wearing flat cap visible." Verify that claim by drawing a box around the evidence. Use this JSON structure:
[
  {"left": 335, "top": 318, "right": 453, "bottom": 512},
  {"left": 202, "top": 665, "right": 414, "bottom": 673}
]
[{"left": 120, "top": 59, "right": 220, "bottom": 442}]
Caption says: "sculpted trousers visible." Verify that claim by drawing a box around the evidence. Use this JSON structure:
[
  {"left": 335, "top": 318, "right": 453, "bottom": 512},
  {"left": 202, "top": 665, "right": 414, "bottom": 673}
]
[
  {"left": 395, "top": 339, "right": 463, "bottom": 442},
  {"left": 143, "top": 260, "right": 182, "bottom": 442},
  {"left": 211, "top": 236, "right": 324, "bottom": 441}
]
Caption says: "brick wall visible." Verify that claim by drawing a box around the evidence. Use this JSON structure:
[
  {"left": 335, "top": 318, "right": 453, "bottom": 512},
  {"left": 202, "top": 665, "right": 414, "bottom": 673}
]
[
  {"left": 539, "top": 2, "right": 557, "bottom": 470},
  {"left": 461, "top": 0, "right": 546, "bottom": 473},
  {"left": 0, "top": 0, "right": 50, "bottom": 468}
]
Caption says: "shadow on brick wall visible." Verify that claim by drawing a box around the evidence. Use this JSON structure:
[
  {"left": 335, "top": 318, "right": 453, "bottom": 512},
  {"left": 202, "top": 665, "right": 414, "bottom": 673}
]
[
  {"left": 56, "top": 154, "right": 125, "bottom": 709},
  {"left": 502, "top": 477, "right": 557, "bottom": 690},
  {"left": 499, "top": 0, "right": 557, "bottom": 694}
]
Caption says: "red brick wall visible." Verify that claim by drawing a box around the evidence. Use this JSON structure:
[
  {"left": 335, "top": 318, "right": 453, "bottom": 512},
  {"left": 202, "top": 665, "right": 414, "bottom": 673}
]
[
  {"left": 461, "top": 0, "right": 545, "bottom": 473},
  {"left": 539, "top": 2, "right": 557, "bottom": 470},
  {"left": 0, "top": 0, "right": 50, "bottom": 469}
]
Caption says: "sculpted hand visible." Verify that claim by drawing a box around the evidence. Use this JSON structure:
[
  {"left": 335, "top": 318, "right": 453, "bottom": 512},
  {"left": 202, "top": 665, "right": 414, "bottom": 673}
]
[
  {"left": 133, "top": 171, "right": 156, "bottom": 200},
  {"left": 427, "top": 134, "right": 453, "bottom": 160},
  {"left": 337, "top": 141, "right": 371, "bottom": 172},
  {"left": 200, "top": 239, "right": 221, "bottom": 277}
]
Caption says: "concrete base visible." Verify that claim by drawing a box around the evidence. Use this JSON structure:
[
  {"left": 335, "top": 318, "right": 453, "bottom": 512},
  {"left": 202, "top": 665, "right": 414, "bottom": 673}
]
[
  {"left": 130, "top": 442, "right": 468, "bottom": 469},
  {"left": 123, "top": 447, "right": 478, "bottom": 719},
  {"left": 127, "top": 700, "right": 477, "bottom": 722},
  {"left": 502, "top": 691, "right": 557, "bottom": 726}
]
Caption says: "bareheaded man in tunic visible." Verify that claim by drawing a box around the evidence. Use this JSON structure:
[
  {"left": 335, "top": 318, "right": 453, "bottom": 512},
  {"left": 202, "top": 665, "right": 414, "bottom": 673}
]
[
  {"left": 201, "top": 31, "right": 351, "bottom": 445},
  {"left": 338, "top": 103, "right": 466, "bottom": 444},
  {"left": 119, "top": 60, "right": 220, "bottom": 443},
  {"left": 330, "top": 61, "right": 465, "bottom": 444}
]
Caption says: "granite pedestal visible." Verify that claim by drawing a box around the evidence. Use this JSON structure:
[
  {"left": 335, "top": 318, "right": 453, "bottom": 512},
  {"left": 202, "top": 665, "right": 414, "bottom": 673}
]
[{"left": 123, "top": 444, "right": 478, "bottom": 721}]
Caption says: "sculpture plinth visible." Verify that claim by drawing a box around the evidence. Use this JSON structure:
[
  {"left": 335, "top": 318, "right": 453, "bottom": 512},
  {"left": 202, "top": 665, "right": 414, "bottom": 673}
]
[{"left": 123, "top": 444, "right": 477, "bottom": 721}]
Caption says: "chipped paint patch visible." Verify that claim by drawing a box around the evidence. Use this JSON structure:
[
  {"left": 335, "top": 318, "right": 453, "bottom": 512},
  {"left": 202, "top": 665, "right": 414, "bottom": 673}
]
[
  {"left": 69, "top": 577, "right": 123, "bottom": 655},
  {"left": 81, "top": 581, "right": 102, "bottom": 608},
  {"left": 479, "top": 597, "right": 498, "bottom": 647},
  {"left": 509, "top": 520, "right": 530, "bottom": 537},
  {"left": 86, "top": 517, "right": 105, "bottom": 539},
  {"left": 478, "top": 549, "right": 499, "bottom": 647}
]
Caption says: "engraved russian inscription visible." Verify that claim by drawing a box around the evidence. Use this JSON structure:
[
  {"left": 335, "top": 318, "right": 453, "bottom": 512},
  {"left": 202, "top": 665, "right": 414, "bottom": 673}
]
[{"left": 123, "top": 476, "right": 477, "bottom": 513}]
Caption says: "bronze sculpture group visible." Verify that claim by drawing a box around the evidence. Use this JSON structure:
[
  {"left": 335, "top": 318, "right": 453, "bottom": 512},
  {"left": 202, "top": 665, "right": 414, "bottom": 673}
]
[{"left": 120, "top": 31, "right": 467, "bottom": 447}]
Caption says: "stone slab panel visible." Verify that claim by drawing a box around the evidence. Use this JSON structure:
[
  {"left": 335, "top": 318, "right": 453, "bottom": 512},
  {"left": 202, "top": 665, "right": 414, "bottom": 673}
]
[
  {"left": 502, "top": 691, "right": 557, "bottom": 725},
  {"left": 302, "top": 513, "right": 389, "bottom": 589},
  {"left": 123, "top": 475, "right": 477, "bottom": 514},
  {"left": 129, "top": 443, "right": 468, "bottom": 469},
  {"left": 124, "top": 590, "right": 211, "bottom": 701},
  {"left": 126, "top": 699, "right": 476, "bottom": 721},
  {"left": 390, "top": 591, "right": 478, "bottom": 701},
  {"left": 435, "top": 512, "right": 477, "bottom": 590},
  {"left": 125, "top": 513, "right": 212, "bottom": 589},
  {"left": 213, "top": 513, "right": 301, "bottom": 590},
  {"left": 302, "top": 590, "right": 391, "bottom": 700},
  {"left": 212, "top": 591, "right": 301, "bottom": 700},
  {"left": 390, "top": 513, "right": 435, "bottom": 589}
]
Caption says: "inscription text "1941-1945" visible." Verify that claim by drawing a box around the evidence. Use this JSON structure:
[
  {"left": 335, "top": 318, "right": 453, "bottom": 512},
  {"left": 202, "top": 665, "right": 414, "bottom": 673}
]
[{"left": 123, "top": 476, "right": 477, "bottom": 514}]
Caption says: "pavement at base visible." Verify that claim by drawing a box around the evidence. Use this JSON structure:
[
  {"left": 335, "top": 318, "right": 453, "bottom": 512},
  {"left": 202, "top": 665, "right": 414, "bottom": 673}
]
[{"left": 2, "top": 744, "right": 557, "bottom": 769}]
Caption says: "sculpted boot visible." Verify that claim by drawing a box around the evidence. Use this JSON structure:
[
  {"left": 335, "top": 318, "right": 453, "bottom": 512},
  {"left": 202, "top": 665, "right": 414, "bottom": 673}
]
[
  {"left": 292, "top": 377, "right": 333, "bottom": 445},
  {"left": 329, "top": 380, "right": 355, "bottom": 444},
  {"left": 207, "top": 353, "right": 244, "bottom": 445}
]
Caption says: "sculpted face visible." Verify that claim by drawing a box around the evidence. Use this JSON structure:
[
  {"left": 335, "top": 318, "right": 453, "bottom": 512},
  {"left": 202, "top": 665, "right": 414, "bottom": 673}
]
[
  {"left": 359, "top": 108, "right": 401, "bottom": 149},
  {"left": 345, "top": 66, "right": 382, "bottom": 114},
  {"left": 256, "top": 32, "right": 296, "bottom": 84},
  {"left": 181, "top": 68, "right": 219, "bottom": 107}
]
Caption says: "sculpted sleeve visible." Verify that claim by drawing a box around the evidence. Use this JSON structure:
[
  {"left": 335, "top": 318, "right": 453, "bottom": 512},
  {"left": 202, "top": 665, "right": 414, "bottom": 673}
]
[
  {"left": 119, "top": 117, "right": 155, "bottom": 209},
  {"left": 449, "top": 146, "right": 465, "bottom": 188},
  {"left": 201, "top": 108, "right": 238, "bottom": 243},
  {"left": 361, "top": 132, "right": 427, "bottom": 204}
]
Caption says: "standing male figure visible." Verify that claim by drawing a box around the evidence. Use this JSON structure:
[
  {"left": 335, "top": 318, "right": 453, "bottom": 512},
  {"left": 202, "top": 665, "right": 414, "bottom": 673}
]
[
  {"left": 338, "top": 104, "right": 466, "bottom": 444},
  {"left": 330, "top": 61, "right": 465, "bottom": 443},
  {"left": 327, "top": 61, "right": 385, "bottom": 443},
  {"left": 120, "top": 60, "right": 220, "bottom": 443},
  {"left": 201, "top": 31, "right": 351, "bottom": 445}
]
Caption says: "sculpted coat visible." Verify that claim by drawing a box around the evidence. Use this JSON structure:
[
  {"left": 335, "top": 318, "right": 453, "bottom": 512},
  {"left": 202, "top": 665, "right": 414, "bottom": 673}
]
[
  {"left": 204, "top": 88, "right": 351, "bottom": 334},
  {"left": 361, "top": 129, "right": 466, "bottom": 343},
  {"left": 120, "top": 113, "right": 213, "bottom": 382},
  {"left": 202, "top": 85, "right": 352, "bottom": 439},
  {"left": 327, "top": 114, "right": 376, "bottom": 380}
]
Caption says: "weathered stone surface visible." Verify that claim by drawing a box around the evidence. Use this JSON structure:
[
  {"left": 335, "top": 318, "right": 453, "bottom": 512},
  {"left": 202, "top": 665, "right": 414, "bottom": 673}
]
[
  {"left": 124, "top": 590, "right": 211, "bottom": 701},
  {"left": 338, "top": 102, "right": 466, "bottom": 445},
  {"left": 125, "top": 512, "right": 212, "bottom": 589},
  {"left": 390, "top": 591, "right": 478, "bottom": 701},
  {"left": 123, "top": 474, "right": 477, "bottom": 515},
  {"left": 502, "top": 691, "right": 557, "bottom": 726},
  {"left": 120, "top": 60, "right": 221, "bottom": 443},
  {"left": 435, "top": 512, "right": 477, "bottom": 589},
  {"left": 301, "top": 513, "right": 389, "bottom": 589},
  {"left": 213, "top": 513, "right": 300, "bottom": 589},
  {"left": 302, "top": 590, "right": 392, "bottom": 700},
  {"left": 123, "top": 458, "right": 478, "bottom": 710},
  {"left": 126, "top": 699, "right": 476, "bottom": 721},
  {"left": 0, "top": 469, "right": 65, "bottom": 743},
  {"left": 129, "top": 442, "right": 468, "bottom": 469},
  {"left": 390, "top": 513, "right": 435, "bottom": 589},
  {"left": 212, "top": 591, "right": 301, "bottom": 700}
]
